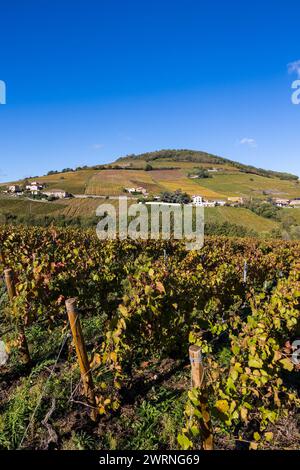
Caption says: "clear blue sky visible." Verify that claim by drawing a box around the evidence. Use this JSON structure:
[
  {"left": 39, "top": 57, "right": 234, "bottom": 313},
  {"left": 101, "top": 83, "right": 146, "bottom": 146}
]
[{"left": 0, "top": 0, "right": 300, "bottom": 182}]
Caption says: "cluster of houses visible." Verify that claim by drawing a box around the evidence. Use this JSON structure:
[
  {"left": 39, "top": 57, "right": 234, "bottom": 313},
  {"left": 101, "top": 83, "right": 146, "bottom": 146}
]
[
  {"left": 6, "top": 181, "right": 70, "bottom": 199},
  {"left": 4, "top": 182, "right": 300, "bottom": 209},
  {"left": 142, "top": 196, "right": 243, "bottom": 207},
  {"left": 191, "top": 196, "right": 300, "bottom": 208},
  {"left": 274, "top": 198, "right": 300, "bottom": 208},
  {"left": 191, "top": 196, "right": 243, "bottom": 207}
]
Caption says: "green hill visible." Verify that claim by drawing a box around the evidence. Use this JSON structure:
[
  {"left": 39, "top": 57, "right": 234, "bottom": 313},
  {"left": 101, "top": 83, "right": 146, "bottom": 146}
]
[
  {"left": 4, "top": 149, "right": 299, "bottom": 200},
  {"left": 1, "top": 149, "right": 300, "bottom": 238}
]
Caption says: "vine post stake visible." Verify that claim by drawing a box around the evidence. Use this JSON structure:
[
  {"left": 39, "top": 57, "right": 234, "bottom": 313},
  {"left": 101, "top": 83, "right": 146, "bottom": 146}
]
[
  {"left": 65, "top": 297, "right": 98, "bottom": 422},
  {"left": 4, "top": 268, "right": 31, "bottom": 366},
  {"left": 243, "top": 260, "right": 248, "bottom": 284},
  {"left": 0, "top": 250, "right": 6, "bottom": 266},
  {"left": 0, "top": 251, "right": 6, "bottom": 287},
  {"left": 189, "top": 345, "right": 214, "bottom": 450}
]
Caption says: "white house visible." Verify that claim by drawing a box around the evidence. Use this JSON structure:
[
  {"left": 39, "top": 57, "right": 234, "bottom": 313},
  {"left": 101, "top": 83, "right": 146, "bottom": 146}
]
[
  {"left": 26, "top": 181, "right": 44, "bottom": 193},
  {"left": 192, "top": 195, "right": 203, "bottom": 206},
  {"left": 8, "top": 185, "right": 21, "bottom": 193},
  {"left": 275, "top": 198, "right": 290, "bottom": 207},
  {"left": 192, "top": 196, "right": 218, "bottom": 207},
  {"left": 125, "top": 187, "right": 148, "bottom": 196},
  {"left": 43, "top": 190, "right": 68, "bottom": 199}
]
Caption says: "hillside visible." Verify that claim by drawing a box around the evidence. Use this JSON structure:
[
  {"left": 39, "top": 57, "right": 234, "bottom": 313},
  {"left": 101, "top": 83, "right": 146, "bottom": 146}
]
[
  {"left": 1, "top": 149, "right": 300, "bottom": 238},
  {"left": 2, "top": 194, "right": 300, "bottom": 239},
  {"left": 4, "top": 149, "right": 299, "bottom": 200}
]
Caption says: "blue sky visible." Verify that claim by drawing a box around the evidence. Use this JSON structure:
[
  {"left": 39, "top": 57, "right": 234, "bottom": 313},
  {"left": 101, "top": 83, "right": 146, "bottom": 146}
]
[{"left": 0, "top": 0, "right": 300, "bottom": 182}]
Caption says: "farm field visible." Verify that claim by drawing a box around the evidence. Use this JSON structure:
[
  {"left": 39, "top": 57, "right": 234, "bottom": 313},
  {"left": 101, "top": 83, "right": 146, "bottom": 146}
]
[
  {"left": 85, "top": 170, "right": 162, "bottom": 196},
  {"left": 0, "top": 226, "right": 299, "bottom": 450},
  {"left": 18, "top": 167, "right": 300, "bottom": 199},
  {"left": 197, "top": 172, "right": 300, "bottom": 199},
  {"left": 149, "top": 169, "right": 223, "bottom": 198},
  {"left": 5, "top": 149, "right": 300, "bottom": 200},
  {"left": 205, "top": 207, "right": 279, "bottom": 233},
  {"left": 0, "top": 195, "right": 285, "bottom": 235},
  {"left": 24, "top": 169, "right": 96, "bottom": 195},
  {"left": 0, "top": 197, "right": 65, "bottom": 217},
  {"left": 280, "top": 208, "right": 300, "bottom": 224}
]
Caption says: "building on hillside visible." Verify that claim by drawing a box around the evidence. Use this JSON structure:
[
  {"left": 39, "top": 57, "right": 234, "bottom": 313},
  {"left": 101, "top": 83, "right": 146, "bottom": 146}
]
[
  {"left": 275, "top": 198, "right": 290, "bottom": 207},
  {"left": 125, "top": 187, "right": 148, "bottom": 196},
  {"left": 191, "top": 196, "right": 219, "bottom": 207},
  {"left": 43, "top": 190, "right": 69, "bottom": 199},
  {"left": 192, "top": 195, "right": 203, "bottom": 206},
  {"left": 289, "top": 199, "right": 300, "bottom": 208},
  {"left": 26, "top": 181, "right": 44, "bottom": 193},
  {"left": 228, "top": 197, "right": 244, "bottom": 204},
  {"left": 203, "top": 201, "right": 217, "bottom": 207},
  {"left": 8, "top": 185, "right": 21, "bottom": 193},
  {"left": 215, "top": 200, "right": 227, "bottom": 206},
  {"left": 136, "top": 186, "right": 148, "bottom": 196}
]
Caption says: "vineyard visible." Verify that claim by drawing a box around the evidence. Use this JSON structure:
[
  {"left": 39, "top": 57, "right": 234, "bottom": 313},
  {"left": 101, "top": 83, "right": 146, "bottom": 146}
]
[{"left": 0, "top": 226, "right": 300, "bottom": 450}]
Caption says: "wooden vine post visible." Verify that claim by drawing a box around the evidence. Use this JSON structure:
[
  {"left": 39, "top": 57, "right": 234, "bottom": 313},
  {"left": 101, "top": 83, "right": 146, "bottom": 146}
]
[
  {"left": 0, "top": 251, "right": 6, "bottom": 286},
  {"left": 189, "top": 345, "right": 214, "bottom": 450},
  {"left": 4, "top": 269, "right": 31, "bottom": 366},
  {"left": 0, "top": 250, "right": 5, "bottom": 265},
  {"left": 65, "top": 298, "right": 98, "bottom": 422}
]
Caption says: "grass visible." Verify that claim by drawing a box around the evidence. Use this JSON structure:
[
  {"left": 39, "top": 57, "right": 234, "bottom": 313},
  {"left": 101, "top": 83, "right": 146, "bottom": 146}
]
[
  {"left": 280, "top": 208, "right": 300, "bottom": 224},
  {"left": 0, "top": 295, "right": 187, "bottom": 451},
  {"left": 24, "top": 169, "right": 95, "bottom": 194},
  {"left": 86, "top": 170, "right": 162, "bottom": 195},
  {"left": 4, "top": 155, "right": 300, "bottom": 200},
  {"left": 53, "top": 198, "right": 103, "bottom": 217},
  {"left": 0, "top": 197, "right": 65, "bottom": 217},
  {"left": 205, "top": 207, "right": 280, "bottom": 233},
  {"left": 118, "top": 157, "right": 237, "bottom": 171},
  {"left": 150, "top": 169, "right": 224, "bottom": 198},
  {"left": 0, "top": 195, "right": 283, "bottom": 235},
  {"left": 197, "top": 172, "right": 300, "bottom": 199}
]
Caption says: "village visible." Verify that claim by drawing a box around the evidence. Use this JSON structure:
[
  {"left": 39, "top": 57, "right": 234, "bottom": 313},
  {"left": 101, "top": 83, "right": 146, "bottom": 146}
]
[
  {"left": 4, "top": 182, "right": 71, "bottom": 200},
  {"left": 3, "top": 181, "right": 300, "bottom": 209}
]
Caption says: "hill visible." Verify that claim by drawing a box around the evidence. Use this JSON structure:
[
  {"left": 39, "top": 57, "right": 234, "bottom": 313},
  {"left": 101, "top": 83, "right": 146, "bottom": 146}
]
[
  {"left": 3, "top": 194, "right": 300, "bottom": 239},
  {"left": 4, "top": 149, "right": 299, "bottom": 200},
  {"left": 1, "top": 149, "right": 300, "bottom": 238}
]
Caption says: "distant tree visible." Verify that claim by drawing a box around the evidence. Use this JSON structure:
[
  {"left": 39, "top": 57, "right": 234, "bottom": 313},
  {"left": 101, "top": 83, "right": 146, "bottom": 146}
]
[
  {"left": 161, "top": 190, "right": 190, "bottom": 204},
  {"left": 244, "top": 199, "right": 280, "bottom": 220},
  {"left": 188, "top": 167, "right": 212, "bottom": 179},
  {"left": 145, "top": 164, "right": 153, "bottom": 171}
]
